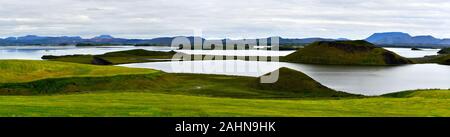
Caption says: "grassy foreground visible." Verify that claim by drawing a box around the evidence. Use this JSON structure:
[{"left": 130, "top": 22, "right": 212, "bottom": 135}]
[
  {"left": 0, "top": 90, "right": 448, "bottom": 117},
  {"left": 0, "top": 67, "right": 353, "bottom": 98},
  {"left": 0, "top": 60, "right": 156, "bottom": 83}
]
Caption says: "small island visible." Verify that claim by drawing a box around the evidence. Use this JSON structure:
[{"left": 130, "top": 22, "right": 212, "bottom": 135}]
[{"left": 283, "top": 40, "right": 412, "bottom": 65}]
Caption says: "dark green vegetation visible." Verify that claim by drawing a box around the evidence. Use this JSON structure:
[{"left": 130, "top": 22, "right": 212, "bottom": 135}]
[
  {"left": 411, "top": 47, "right": 422, "bottom": 50},
  {"left": 255, "top": 68, "right": 352, "bottom": 97},
  {"left": 438, "top": 47, "right": 450, "bottom": 54},
  {"left": 410, "top": 54, "right": 450, "bottom": 65},
  {"left": 43, "top": 49, "right": 177, "bottom": 65},
  {"left": 0, "top": 60, "right": 448, "bottom": 116},
  {"left": 283, "top": 40, "right": 413, "bottom": 65},
  {"left": 134, "top": 43, "right": 160, "bottom": 46}
]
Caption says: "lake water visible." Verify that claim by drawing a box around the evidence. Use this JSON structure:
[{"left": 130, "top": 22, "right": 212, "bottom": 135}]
[
  {"left": 119, "top": 60, "right": 450, "bottom": 95},
  {"left": 1, "top": 46, "right": 448, "bottom": 95}
]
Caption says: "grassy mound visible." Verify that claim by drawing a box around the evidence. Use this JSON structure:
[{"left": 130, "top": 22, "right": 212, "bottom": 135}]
[
  {"left": 438, "top": 47, "right": 450, "bottom": 54},
  {"left": 43, "top": 49, "right": 177, "bottom": 65},
  {"left": 0, "top": 60, "right": 156, "bottom": 83},
  {"left": 283, "top": 40, "right": 412, "bottom": 65},
  {"left": 0, "top": 61, "right": 356, "bottom": 98},
  {"left": 256, "top": 68, "right": 354, "bottom": 97}
]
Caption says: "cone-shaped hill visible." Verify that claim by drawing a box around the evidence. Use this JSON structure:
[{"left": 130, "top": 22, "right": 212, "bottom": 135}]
[
  {"left": 255, "top": 67, "right": 356, "bottom": 97},
  {"left": 283, "top": 40, "right": 412, "bottom": 65}
]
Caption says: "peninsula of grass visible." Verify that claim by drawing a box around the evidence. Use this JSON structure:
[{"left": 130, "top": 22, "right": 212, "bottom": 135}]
[{"left": 283, "top": 40, "right": 413, "bottom": 65}]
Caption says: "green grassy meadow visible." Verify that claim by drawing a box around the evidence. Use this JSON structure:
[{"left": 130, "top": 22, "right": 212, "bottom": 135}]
[{"left": 0, "top": 60, "right": 449, "bottom": 117}]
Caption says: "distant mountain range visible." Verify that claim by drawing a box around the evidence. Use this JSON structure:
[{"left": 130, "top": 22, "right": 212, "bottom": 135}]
[{"left": 1, "top": 32, "right": 449, "bottom": 47}]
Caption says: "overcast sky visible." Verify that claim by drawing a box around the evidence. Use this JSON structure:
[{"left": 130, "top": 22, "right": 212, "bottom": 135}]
[{"left": 0, "top": 0, "right": 449, "bottom": 39}]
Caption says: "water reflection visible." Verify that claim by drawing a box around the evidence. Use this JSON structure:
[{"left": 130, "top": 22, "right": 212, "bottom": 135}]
[{"left": 119, "top": 60, "right": 450, "bottom": 95}]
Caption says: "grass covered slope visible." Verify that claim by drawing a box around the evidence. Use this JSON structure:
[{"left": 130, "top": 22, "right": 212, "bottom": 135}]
[
  {"left": 0, "top": 61, "right": 355, "bottom": 98},
  {"left": 256, "top": 68, "right": 354, "bottom": 97},
  {"left": 43, "top": 49, "right": 177, "bottom": 65},
  {"left": 0, "top": 90, "right": 448, "bottom": 117},
  {"left": 284, "top": 40, "right": 412, "bottom": 65},
  {"left": 0, "top": 60, "right": 156, "bottom": 83},
  {"left": 410, "top": 54, "right": 450, "bottom": 65},
  {"left": 438, "top": 47, "right": 450, "bottom": 54},
  {"left": 383, "top": 89, "right": 450, "bottom": 99},
  {"left": 1, "top": 60, "right": 448, "bottom": 116}
]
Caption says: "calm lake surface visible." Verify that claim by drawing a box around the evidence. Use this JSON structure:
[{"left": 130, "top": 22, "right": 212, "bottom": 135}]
[
  {"left": 1, "top": 46, "right": 448, "bottom": 95},
  {"left": 120, "top": 61, "right": 450, "bottom": 95}
]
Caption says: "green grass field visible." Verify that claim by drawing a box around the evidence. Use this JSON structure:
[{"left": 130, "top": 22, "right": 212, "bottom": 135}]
[
  {"left": 0, "top": 60, "right": 156, "bottom": 83},
  {"left": 0, "top": 60, "right": 448, "bottom": 117}
]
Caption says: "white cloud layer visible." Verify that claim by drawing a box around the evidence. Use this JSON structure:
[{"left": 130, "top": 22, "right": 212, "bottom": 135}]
[{"left": 0, "top": 0, "right": 449, "bottom": 39}]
